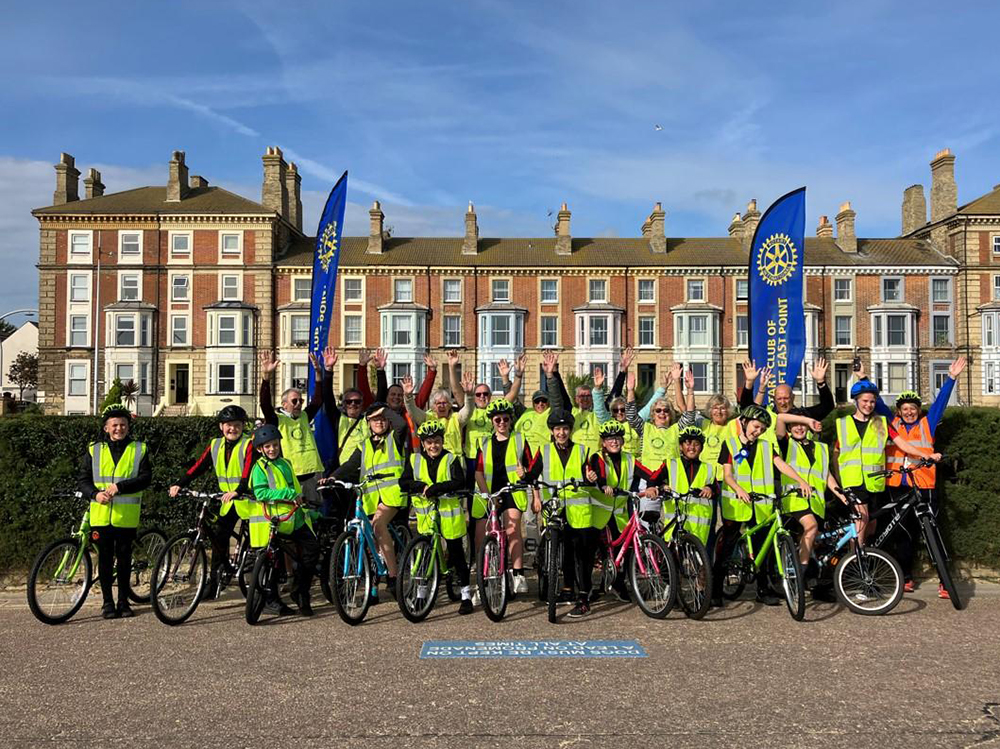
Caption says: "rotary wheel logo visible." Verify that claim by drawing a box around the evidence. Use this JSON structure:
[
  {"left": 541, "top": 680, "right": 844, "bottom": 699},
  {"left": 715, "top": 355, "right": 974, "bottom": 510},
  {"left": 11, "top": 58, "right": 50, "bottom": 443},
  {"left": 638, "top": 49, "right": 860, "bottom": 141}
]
[
  {"left": 318, "top": 223, "right": 338, "bottom": 272},
  {"left": 757, "top": 233, "right": 798, "bottom": 286}
]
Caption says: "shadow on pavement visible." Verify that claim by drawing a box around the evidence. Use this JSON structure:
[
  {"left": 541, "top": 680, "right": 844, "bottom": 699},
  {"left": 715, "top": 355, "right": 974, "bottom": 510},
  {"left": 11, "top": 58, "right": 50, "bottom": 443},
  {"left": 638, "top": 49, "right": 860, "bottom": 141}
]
[
  {"left": 703, "top": 600, "right": 760, "bottom": 621},
  {"left": 885, "top": 597, "right": 928, "bottom": 616}
]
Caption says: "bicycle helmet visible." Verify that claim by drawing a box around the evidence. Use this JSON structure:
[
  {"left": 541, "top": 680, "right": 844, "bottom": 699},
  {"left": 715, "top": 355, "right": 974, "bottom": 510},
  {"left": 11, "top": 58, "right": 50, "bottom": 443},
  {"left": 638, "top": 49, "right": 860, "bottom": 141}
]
[
  {"left": 217, "top": 404, "right": 248, "bottom": 424},
  {"left": 678, "top": 425, "right": 705, "bottom": 445},
  {"left": 485, "top": 399, "right": 514, "bottom": 419},
  {"left": 365, "top": 401, "right": 389, "bottom": 420},
  {"left": 895, "top": 390, "right": 922, "bottom": 409},
  {"left": 850, "top": 379, "right": 880, "bottom": 400},
  {"left": 101, "top": 403, "right": 131, "bottom": 423},
  {"left": 416, "top": 419, "right": 446, "bottom": 440},
  {"left": 252, "top": 423, "right": 281, "bottom": 447},
  {"left": 599, "top": 421, "right": 626, "bottom": 439},
  {"left": 547, "top": 409, "right": 575, "bottom": 429},
  {"left": 739, "top": 404, "right": 771, "bottom": 428}
]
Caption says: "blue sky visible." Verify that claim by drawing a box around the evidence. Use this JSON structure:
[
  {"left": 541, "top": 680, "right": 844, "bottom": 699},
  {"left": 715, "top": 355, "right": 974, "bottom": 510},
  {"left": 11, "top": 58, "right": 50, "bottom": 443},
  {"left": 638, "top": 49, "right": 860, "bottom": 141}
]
[{"left": 3, "top": 0, "right": 1000, "bottom": 318}]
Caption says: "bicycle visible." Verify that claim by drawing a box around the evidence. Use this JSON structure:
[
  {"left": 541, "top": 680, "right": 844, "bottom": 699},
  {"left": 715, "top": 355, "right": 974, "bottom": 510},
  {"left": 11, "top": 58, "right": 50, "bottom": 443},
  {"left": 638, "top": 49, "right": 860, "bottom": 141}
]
[
  {"left": 474, "top": 483, "right": 532, "bottom": 622},
  {"left": 323, "top": 475, "right": 412, "bottom": 625},
  {"left": 867, "top": 458, "right": 963, "bottom": 610},
  {"left": 395, "top": 491, "right": 468, "bottom": 623},
  {"left": 812, "top": 489, "right": 904, "bottom": 615},
  {"left": 245, "top": 496, "right": 316, "bottom": 625},
  {"left": 594, "top": 488, "right": 678, "bottom": 619},
  {"left": 150, "top": 489, "right": 255, "bottom": 626},
  {"left": 27, "top": 492, "right": 166, "bottom": 625},
  {"left": 720, "top": 489, "right": 806, "bottom": 621},
  {"left": 659, "top": 489, "right": 713, "bottom": 620},
  {"left": 533, "top": 480, "right": 572, "bottom": 624}
]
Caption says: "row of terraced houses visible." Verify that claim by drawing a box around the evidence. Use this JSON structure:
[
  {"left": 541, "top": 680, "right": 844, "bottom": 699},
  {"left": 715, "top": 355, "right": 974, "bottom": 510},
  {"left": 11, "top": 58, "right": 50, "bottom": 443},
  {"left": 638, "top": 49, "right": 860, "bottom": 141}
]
[{"left": 32, "top": 146, "right": 1000, "bottom": 416}]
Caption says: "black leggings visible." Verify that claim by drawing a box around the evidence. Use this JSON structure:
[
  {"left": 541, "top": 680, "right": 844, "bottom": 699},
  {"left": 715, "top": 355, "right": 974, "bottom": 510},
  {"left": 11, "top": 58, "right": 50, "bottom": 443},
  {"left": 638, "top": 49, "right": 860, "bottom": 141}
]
[
  {"left": 712, "top": 519, "right": 771, "bottom": 597},
  {"left": 566, "top": 526, "right": 600, "bottom": 601},
  {"left": 279, "top": 524, "right": 320, "bottom": 602},
  {"left": 446, "top": 538, "right": 470, "bottom": 587},
  {"left": 209, "top": 506, "right": 240, "bottom": 576},
  {"left": 96, "top": 525, "right": 136, "bottom": 607}
]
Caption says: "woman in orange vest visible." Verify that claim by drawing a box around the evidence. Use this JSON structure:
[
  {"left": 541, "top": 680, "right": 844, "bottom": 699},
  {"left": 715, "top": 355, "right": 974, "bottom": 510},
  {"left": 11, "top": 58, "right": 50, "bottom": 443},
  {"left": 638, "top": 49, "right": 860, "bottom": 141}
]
[{"left": 873, "top": 357, "right": 965, "bottom": 599}]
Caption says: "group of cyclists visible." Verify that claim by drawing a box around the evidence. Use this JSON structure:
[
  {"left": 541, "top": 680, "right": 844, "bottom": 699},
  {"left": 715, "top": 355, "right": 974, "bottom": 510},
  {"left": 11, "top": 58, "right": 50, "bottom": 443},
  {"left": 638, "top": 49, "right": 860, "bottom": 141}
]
[{"left": 79, "top": 343, "right": 966, "bottom": 621}]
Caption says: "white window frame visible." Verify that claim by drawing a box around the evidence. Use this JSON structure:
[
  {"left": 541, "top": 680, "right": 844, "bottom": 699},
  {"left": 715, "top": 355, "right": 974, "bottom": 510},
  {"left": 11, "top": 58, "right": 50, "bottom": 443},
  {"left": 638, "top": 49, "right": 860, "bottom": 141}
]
[
  {"left": 637, "top": 278, "right": 656, "bottom": 304},
  {"left": 993, "top": 235, "right": 1000, "bottom": 255},
  {"left": 342, "top": 276, "right": 363, "bottom": 303},
  {"left": 216, "top": 363, "right": 238, "bottom": 395},
  {"left": 394, "top": 278, "right": 414, "bottom": 304},
  {"left": 993, "top": 275, "right": 1000, "bottom": 302},
  {"left": 736, "top": 314, "right": 749, "bottom": 348},
  {"left": 588, "top": 278, "right": 608, "bottom": 303},
  {"left": 932, "top": 314, "right": 952, "bottom": 346},
  {"left": 491, "top": 314, "right": 512, "bottom": 347},
  {"left": 221, "top": 274, "right": 240, "bottom": 301},
  {"left": 985, "top": 313, "right": 997, "bottom": 349},
  {"left": 834, "top": 315, "right": 853, "bottom": 347},
  {"left": 69, "top": 273, "right": 90, "bottom": 303},
  {"left": 491, "top": 278, "right": 510, "bottom": 304},
  {"left": 219, "top": 232, "right": 242, "bottom": 259},
  {"left": 735, "top": 278, "right": 749, "bottom": 302},
  {"left": 931, "top": 277, "right": 952, "bottom": 304},
  {"left": 293, "top": 276, "right": 313, "bottom": 303},
  {"left": 391, "top": 314, "right": 413, "bottom": 347},
  {"left": 289, "top": 363, "right": 308, "bottom": 392},
  {"left": 119, "top": 272, "right": 141, "bottom": 302},
  {"left": 67, "top": 361, "right": 89, "bottom": 397},
  {"left": 171, "top": 315, "right": 189, "bottom": 346},
  {"left": 117, "top": 231, "right": 142, "bottom": 263},
  {"left": 540, "top": 315, "right": 558, "bottom": 347},
  {"left": 169, "top": 231, "right": 192, "bottom": 260},
  {"left": 540, "top": 278, "right": 559, "bottom": 305},
  {"left": 689, "top": 362, "right": 711, "bottom": 393},
  {"left": 171, "top": 274, "right": 190, "bottom": 302},
  {"left": 442, "top": 315, "right": 461, "bottom": 347},
  {"left": 115, "top": 363, "right": 136, "bottom": 385},
  {"left": 69, "top": 315, "right": 88, "bottom": 347},
  {"left": 114, "top": 314, "right": 136, "bottom": 347},
  {"left": 68, "top": 231, "right": 92, "bottom": 263},
  {"left": 289, "top": 314, "right": 310, "bottom": 347},
  {"left": 217, "top": 315, "right": 238, "bottom": 346},
  {"left": 344, "top": 314, "right": 363, "bottom": 347},
  {"left": 833, "top": 277, "right": 853, "bottom": 302},
  {"left": 637, "top": 315, "right": 655, "bottom": 347},
  {"left": 881, "top": 276, "right": 903, "bottom": 303},
  {"left": 686, "top": 279, "right": 705, "bottom": 302},
  {"left": 442, "top": 278, "right": 462, "bottom": 304}
]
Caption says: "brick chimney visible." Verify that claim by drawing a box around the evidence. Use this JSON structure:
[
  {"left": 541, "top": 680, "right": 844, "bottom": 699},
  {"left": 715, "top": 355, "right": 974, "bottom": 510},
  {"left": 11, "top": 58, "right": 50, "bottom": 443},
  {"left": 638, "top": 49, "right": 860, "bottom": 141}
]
[
  {"left": 53, "top": 153, "right": 80, "bottom": 205},
  {"left": 285, "top": 162, "right": 302, "bottom": 232},
  {"left": 167, "top": 150, "right": 189, "bottom": 202},
  {"left": 647, "top": 202, "right": 666, "bottom": 254},
  {"left": 816, "top": 215, "right": 833, "bottom": 238},
  {"left": 83, "top": 168, "right": 105, "bottom": 199},
  {"left": 367, "top": 201, "right": 385, "bottom": 254},
  {"left": 261, "top": 146, "right": 289, "bottom": 219},
  {"left": 835, "top": 201, "right": 857, "bottom": 253},
  {"left": 740, "top": 200, "right": 760, "bottom": 250},
  {"left": 728, "top": 212, "right": 743, "bottom": 240},
  {"left": 930, "top": 148, "right": 957, "bottom": 224},
  {"left": 555, "top": 202, "right": 571, "bottom": 256},
  {"left": 462, "top": 202, "right": 478, "bottom": 255},
  {"left": 189, "top": 175, "right": 209, "bottom": 188},
  {"left": 901, "top": 184, "right": 927, "bottom": 235}
]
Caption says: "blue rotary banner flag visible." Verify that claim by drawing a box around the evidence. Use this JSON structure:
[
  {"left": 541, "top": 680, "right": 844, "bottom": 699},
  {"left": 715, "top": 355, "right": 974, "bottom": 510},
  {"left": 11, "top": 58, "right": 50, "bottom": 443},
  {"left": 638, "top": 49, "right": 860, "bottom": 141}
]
[
  {"left": 309, "top": 170, "right": 348, "bottom": 467},
  {"left": 748, "top": 187, "right": 806, "bottom": 406}
]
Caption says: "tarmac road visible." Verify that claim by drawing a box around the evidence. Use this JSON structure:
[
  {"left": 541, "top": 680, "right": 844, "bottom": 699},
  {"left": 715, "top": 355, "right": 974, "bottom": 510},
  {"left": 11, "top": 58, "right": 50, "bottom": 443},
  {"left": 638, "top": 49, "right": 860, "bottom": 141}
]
[{"left": 1, "top": 581, "right": 998, "bottom": 749}]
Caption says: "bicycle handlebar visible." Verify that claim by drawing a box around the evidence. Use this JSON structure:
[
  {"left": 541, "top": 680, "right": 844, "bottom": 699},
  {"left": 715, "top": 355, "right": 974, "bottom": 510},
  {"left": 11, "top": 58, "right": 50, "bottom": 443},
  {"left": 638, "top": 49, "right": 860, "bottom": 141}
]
[
  {"left": 318, "top": 473, "right": 392, "bottom": 492},
  {"left": 868, "top": 456, "right": 942, "bottom": 479},
  {"left": 260, "top": 498, "right": 302, "bottom": 523}
]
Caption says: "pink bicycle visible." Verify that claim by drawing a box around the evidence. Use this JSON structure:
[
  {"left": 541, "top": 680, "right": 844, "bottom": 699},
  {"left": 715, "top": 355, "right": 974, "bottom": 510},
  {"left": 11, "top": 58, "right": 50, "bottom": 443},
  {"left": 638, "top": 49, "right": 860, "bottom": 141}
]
[{"left": 473, "top": 483, "right": 530, "bottom": 622}]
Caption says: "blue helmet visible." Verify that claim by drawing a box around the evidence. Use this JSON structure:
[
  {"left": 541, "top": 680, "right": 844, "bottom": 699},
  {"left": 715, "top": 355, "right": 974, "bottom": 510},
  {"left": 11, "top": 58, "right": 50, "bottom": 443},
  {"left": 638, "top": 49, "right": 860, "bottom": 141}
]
[{"left": 850, "top": 379, "right": 880, "bottom": 400}]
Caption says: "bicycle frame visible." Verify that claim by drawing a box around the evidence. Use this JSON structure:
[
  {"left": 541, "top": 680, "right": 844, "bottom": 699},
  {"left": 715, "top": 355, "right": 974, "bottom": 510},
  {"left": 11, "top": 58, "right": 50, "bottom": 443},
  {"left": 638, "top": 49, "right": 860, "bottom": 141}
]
[
  {"left": 343, "top": 496, "right": 390, "bottom": 580},
  {"left": 738, "top": 493, "right": 794, "bottom": 575},
  {"left": 50, "top": 506, "right": 93, "bottom": 585},
  {"left": 602, "top": 490, "right": 664, "bottom": 578}
]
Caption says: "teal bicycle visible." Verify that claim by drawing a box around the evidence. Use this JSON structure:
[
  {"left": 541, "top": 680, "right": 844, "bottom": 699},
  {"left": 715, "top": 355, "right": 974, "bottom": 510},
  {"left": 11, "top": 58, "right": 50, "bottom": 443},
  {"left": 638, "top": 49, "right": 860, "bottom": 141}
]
[{"left": 27, "top": 492, "right": 166, "bottom": 625}]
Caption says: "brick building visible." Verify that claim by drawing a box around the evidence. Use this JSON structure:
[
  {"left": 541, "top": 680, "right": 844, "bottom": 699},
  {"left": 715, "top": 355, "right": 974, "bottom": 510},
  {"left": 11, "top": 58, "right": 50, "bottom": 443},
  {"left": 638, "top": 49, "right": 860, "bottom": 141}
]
[{"left": 32, "top": 147, "right": 1000, "bottom": 415}]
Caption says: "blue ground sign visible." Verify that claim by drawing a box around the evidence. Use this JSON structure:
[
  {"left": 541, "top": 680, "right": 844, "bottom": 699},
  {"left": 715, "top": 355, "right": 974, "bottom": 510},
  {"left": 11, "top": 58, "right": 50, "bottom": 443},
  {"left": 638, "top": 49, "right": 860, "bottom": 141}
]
[{"left": 420, "top": 640, "right": 647, "bottom": 659}]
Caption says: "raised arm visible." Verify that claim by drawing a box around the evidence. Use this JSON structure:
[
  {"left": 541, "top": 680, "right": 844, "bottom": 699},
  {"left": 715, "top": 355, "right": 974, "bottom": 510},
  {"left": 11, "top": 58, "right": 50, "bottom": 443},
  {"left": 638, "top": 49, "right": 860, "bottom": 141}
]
[
  {"left": 321, "top": 346, "right": 341, "bottom": 428},
  {"left": 417, "top": 355, "right": 438, "bottom": 409},
  {"left": 357, "top": 349, "right": 375, "bottom": 408},
  {"left": 593, "top": 366, "right": 610, "bottom": 423},
  {"left": 446, "top": 350, "right": 464, "bottom": 400},
  {"left": 258, "top": 350, "right": 279, "bottom": 425},
  {"left": 927, "top": 357, "right": 965, "bottom": 434},
  {"left": 401, "top": 375, "right": 427, "bottom": 425},
  {"left": 504, "top": 354, "right": 526, "bottom": 404},
  {"left": 739, "top": 359, "right": 759, "bottom": 409}
]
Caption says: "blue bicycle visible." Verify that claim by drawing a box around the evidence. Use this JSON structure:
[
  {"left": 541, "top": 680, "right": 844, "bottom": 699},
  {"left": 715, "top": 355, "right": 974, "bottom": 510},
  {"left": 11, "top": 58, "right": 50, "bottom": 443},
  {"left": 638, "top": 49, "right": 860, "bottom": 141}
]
[
  {"left": 322, "top": 475, "right": 411, "bottom": 625},
  {"left": 813, "top": 489, "right": 903, "bottom": 615}
]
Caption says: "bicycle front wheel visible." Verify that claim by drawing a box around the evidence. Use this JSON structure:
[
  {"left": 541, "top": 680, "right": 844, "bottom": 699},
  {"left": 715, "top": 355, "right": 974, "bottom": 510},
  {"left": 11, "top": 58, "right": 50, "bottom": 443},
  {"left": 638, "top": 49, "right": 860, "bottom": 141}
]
[
  {"left": 546, "top": 529, "right": 561, "bottom": 624},
  {"left": 151, "top": 532, "right": 208, "bottom": 626},
  {"left": 834, "top": 547, "right": 903, "bottom": 616},
  {"left": 397, "top": 536, "right": 440, "bottom": 623},
  {"left": 128, "top": 529, "right": 167, "bottom": 603},
  {"left": 776, "top": 533, "right": 805, "bottom": 621},
  {"left": 330, "top": 530, "right": 373, "bottom": 625},
  {"left": 722, "top": 542, "right": 749, "bottom": 600},
  {"left": 478, "top": 535, "right": 508, "bottom": 622},
  {"left": 674, "top": 532, "right": 712, "bottom": 620},
  {"left": 245, "top": 550, "right": 273, "bottom": 625},
  {"left": 629, "top": 534, "right": 677, "bottom": 619},
  {"left": 921, "top": 515, "right": 963, "bottom": 610},
  {"left": 27, "top": 537, "right": 93, "bottom": 625}
]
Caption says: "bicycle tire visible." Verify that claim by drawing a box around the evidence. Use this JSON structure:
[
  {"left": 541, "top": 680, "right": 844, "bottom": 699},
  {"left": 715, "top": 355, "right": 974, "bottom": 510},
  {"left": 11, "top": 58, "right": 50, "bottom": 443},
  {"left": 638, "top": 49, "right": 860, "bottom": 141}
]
[
  {"left": 674, "top": 532, "right": 712, "bottom": 620},
  {"left": 151, "top": 532, "right": 208, "bottom": 626},
  {"left": 920, "top": 515, "right": 963, "bottom": 610},
  {"left": 721, "top": 543, "right": 749, "bottom": 600},
  {"left": 445, "top": 572, "right": 462, "bottom": 602},
  {"left": 237, "top": 549, "right": 255, "bottom": 599},
  {"left": 776, "top": 532, "right": 805, "bottom": 621},
  {"left": 245, "top": 550, "right": 271, "bottom": 625},
  {"left": 546, "top": 529, "right": 561, "bottom": 624},
  {"left": 478, "top": 535, "right": 508, "bottom": 622},
  {"left": 834, "top": 547, "right": 904, "bottom": 616},
  {"left": 392, "top": 524, "right": 412, "bottom": 568},
  {"left": 330, "top": 530, "right": 373, "bottom": 625},
  {"left": 128, "top": 529, "right": 167, "bottom": 604},
  {"left": 536, "top": 534, "right": 548, "bottom": 602},
  {"left": 319, "top": 545, "right": 334, "bottom": 604},
  {"left": 27, "top": 537, "right": 93, "bottom": 625},
  {"left": 629, "top": 533, "right": 677, "bottom": 619},
  {"left": 397, "top": 536, "right": 440, "bottom": 623}
]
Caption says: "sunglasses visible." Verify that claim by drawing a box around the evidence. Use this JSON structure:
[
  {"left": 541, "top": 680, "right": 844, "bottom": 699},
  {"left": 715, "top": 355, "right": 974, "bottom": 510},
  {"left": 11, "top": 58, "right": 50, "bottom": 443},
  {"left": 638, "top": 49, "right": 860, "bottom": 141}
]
[
  {"left": 533, "top": 399, "right": 548, "bottom": 405},
  {"left": 475, "top": 391, "right": 491, "bottom": 398},
  {"left": 344, "top": 399, "right": 362, "bottom": 406},
  {"left": 611, "top": 407, "right": 626, "bottom": 414},
  {"left": 287, "top": 398, "right": 303, "bottom": 406},
  {"left": 653, "top": 408, "right": 669, "bottom": 414},
  {"left": 492, "top": 416, "right": 511, "bottom": 424}
]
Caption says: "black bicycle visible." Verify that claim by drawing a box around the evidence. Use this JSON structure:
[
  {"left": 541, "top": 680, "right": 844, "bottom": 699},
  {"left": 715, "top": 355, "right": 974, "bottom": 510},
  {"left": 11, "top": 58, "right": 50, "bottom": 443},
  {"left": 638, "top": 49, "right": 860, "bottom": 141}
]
[
  {"left": 868, "top": 458, "right": 963, "bottom": 610},
  {"left": 150, "top": 490, "right": 255, "bottom": 626},
  {"left": 534, "top": 480, "right": 572, "bottom": 624},
  {"left": 659, "top": 489, "right": 714, "bottom": 620}
]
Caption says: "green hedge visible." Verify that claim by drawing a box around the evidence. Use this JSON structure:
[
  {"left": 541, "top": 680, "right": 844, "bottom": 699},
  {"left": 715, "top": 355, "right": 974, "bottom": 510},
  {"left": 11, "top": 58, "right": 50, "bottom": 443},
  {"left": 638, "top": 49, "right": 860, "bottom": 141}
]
[{"left": 1, "top": 408, "right": 998, "bottom": 574}]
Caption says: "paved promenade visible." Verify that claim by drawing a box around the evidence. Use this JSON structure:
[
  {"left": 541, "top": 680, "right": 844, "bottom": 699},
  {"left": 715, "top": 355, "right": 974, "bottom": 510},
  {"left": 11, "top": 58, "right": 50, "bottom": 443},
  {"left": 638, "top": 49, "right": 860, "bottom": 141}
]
[{"left": 1, "top": 582, "right": 998, "bottom": 748}]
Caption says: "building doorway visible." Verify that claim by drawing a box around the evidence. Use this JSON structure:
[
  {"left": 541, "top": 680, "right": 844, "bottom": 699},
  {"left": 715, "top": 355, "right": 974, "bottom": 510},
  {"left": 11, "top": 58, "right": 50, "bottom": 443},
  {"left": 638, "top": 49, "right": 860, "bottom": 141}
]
[{"left": 173, "top": 364, "right": 189, "bottom": 404}]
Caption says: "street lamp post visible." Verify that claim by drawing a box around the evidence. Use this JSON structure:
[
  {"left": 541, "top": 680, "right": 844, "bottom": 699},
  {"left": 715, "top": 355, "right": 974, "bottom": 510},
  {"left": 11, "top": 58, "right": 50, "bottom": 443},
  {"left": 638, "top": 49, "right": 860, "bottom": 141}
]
[
  {"left": 92, "top": 235, "right": 115, "bottom": 415},
  {"left": 0, "top": 308, "right": 38, "bottom": 399}
]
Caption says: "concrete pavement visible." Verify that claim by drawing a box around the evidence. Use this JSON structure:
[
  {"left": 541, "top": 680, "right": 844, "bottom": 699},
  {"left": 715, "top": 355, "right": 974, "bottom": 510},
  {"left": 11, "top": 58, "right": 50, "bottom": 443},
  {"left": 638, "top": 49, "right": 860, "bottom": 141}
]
[{"left": 1, "top": 581, "right": 998, "bottom": 749}]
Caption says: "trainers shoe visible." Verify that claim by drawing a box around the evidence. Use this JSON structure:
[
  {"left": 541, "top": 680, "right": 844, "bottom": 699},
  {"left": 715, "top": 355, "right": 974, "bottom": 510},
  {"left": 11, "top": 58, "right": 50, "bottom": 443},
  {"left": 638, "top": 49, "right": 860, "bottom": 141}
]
[
  {"left": 710, "top": 596, "right": 724, "bottom": 609},
  {"left": 938, "top": 584, "right": 950, "bottom": 600},
  {"left": 557, "top": 589, "right": 576, "bottom": 605},
  {"left": 613, "top": 585, "right": 631, "bottom": 603},
  {"left": 458, "top": 599, "right": 474, "bottom": 615},
  {"left": 853, "top": 592, "right": 870, "bottom": 603},
  {"left": 755, "top": 593, "right": 781, "bottom": 607},
  {"left": 471, "top": 588, "right": 481, "bottom": 607},
  {"left": 116, "top": 601, "right": 135, "bottom": 618},
  {"left": 567, "top": 601, "right": 591, "bottom": 618},
  {"left": 297, "top": 594, "right": 314, "bottom": 617},
  {"left": 903, "top": 580, "right": 915, "bottom": 593},
  {"left": 513, "top": 575, "right": 528, "bottom": 594},
  {"left": 101, "top": 603, "right": 118, "bottom": 620},
  {"left": 264, "top": 599, "right": 294, "bottom": 616}
]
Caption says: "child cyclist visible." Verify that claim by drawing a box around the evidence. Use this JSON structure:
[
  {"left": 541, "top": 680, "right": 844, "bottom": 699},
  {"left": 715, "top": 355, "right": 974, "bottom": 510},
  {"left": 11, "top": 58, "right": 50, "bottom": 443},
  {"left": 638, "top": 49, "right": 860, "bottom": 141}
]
[
  {"left": 711, "top": 405, "right": 812, "bottom": 608},
  {"left": 169, "top": 405, "right": 255, "bottom": 597},
  {"left": 77, "top": 403, "right": 152, "bottom": 619},
  {"left": 401, "top": 420, "right": 474, "bottom": 614},
  {"left": 248, "top": 423, "right": 320, "bottom": 616},
  {"left": 663, "top": 426, "right": 716, "bottom": 546}
]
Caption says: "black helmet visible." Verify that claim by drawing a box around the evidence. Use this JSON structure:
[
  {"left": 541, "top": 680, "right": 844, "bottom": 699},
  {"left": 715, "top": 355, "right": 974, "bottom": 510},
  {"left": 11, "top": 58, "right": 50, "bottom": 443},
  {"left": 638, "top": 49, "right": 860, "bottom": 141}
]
[
  {"left": 678, "top": 426, "right": 705, "bottom": 445},
  {"left": 547, "top": 409, "right": 575, "bottom": 429},
  {"left": 217, "top": 405, "right": 248, "bottom": 424},
  {"left": 101, "top": 403, "right": 131, "bottom": 424},
  {"left": 252, "top": 423, "right": 282, "bottom": 448},
  {"left": 740, "top": 405, "right": 772, "bottom": 428},
  {"left": 365, "top": 401, "right": 389, "bottom": 420}
]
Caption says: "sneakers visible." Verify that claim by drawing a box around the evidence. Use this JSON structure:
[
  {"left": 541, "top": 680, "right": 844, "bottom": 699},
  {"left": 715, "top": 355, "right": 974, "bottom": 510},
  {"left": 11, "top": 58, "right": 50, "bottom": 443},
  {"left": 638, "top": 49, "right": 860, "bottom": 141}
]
[
  {"left": 710, "top": 596, "right": 724, "bottom": 609},
  {"left": 903, "top": 580, "right": 915, "bottom": 593},
  {"left": 938, "top": 584, "right": 950, "bottom": 600},
  {"left": 612, "top": 583, "right": 631, "bottom": 603},
  {"left": 101, "top": 602, "right": 118, "bottom": 620},
  {"left": 471, "top": 588, "right": 481, "bottom": 607},
  {"left": 117, "top": 601, "right": 135, "bottom": 618},
  {"left": 512, "top": 574, "right": 528, "bottom": 595},
  {"left": 852, "top": 592, "right": 870, "bottom": 603},
  {"left": 296, "top": 593, "right": 314, "bottom": 617},
  {"left": 567, "top": 600, "right": 591, "bottom": 618},
  {"left": 458, "top": 599, "right": 474, "bottom": 615},
  {"left": 557, "top": 589, "right": 576, "bottom": 605},
  {"left": 264, "top": 599, "right": 294, "bottom": 616},
  {"left": 755, "top": 592, "right": 781, "bottom": 607}
]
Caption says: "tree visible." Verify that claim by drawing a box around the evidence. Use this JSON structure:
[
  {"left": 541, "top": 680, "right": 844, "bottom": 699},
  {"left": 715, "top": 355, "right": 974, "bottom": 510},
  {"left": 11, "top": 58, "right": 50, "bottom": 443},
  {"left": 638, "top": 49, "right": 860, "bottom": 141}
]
[
  {"left": 100, "top": 378, "right": 123, "bottom": 413},
  {"left": 7, "top": 352, "right": 38, "bottom": 401},
  {"left": 0, "top": 320, "right": 15, "bottom": 342}
]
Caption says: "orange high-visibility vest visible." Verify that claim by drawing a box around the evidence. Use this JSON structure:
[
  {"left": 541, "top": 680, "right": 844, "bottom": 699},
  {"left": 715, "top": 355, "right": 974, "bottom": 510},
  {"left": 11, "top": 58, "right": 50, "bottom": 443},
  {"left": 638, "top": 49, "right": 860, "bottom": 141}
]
[{"left": 886, "top": 416, "right": 936, "bottom": 488}]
